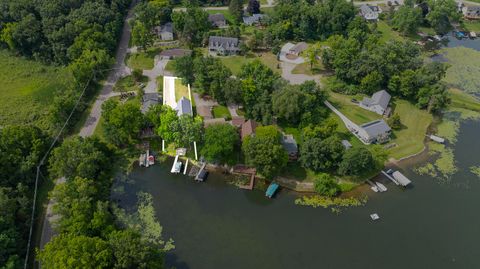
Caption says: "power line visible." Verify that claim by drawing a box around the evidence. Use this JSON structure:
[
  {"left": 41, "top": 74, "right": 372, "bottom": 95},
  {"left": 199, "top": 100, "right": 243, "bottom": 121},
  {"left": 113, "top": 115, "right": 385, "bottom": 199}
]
[{"left": 23, "top": 74, "right": 92, "bottom": 269}]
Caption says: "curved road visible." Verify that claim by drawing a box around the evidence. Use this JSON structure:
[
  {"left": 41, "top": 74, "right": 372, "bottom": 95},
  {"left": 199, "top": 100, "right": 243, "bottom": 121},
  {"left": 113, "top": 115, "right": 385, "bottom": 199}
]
[{"left": 39, "top": 0, "right": 138, "bottom": 257}]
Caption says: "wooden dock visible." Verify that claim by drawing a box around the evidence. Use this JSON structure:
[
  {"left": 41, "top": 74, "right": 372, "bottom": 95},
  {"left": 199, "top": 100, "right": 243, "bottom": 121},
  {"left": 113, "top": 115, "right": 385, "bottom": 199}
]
[
  {"left": 232, "top": 165, "right": 256, "bottom": 190},
  {"left": 381, "top": 171, "right": 399, "bottom": 186}
]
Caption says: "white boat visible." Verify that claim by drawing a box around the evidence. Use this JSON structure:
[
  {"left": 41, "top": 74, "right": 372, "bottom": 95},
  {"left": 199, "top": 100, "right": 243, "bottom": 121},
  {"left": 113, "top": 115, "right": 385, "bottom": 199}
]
[
  {"left": 139, "top": 154, "right": 146, "bottom": 167},
  {"left": 370, "top": 213, "right": 380, "bottom": 221},
  {"left": 375, "top": 182, "right": 387, "bottom": 192},
  {"left": 370, "top": 186, "right": 379, "bottom": 192}
]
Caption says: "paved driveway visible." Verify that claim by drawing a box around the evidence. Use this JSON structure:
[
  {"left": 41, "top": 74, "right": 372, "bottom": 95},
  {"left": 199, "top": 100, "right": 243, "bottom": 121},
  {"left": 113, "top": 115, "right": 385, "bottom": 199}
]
[
  {"left": 143, "top": 57, "right": 169, "bottom": 94},
  {"left": 280, "top": 62, "right": 321, "bottom": 85}
]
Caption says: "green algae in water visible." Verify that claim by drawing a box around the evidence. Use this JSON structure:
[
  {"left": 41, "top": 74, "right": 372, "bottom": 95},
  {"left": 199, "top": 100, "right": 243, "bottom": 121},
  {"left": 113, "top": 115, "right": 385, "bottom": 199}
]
[
  {"left": 470, "top": 166, "right": 480, "bottom": 178},
  {"left": 295, "top": 195, "right": 368, "bottom": 213},
  {"left": 415, "top": 142, "right": 457, "bottom": 181}
]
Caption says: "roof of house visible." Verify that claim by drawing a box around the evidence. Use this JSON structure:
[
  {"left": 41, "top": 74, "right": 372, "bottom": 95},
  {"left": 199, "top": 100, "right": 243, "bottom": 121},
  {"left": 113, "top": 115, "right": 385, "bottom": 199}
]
[
  {"left": 208, "top": 13, "right": 226, "bottom": 23},
  {"left": 159, "top": 49, "right": 192, "bottom": 58},
  {"left": 176, "top": 97, "right": 192, "bottom": 116},
  {"left": 161, "top": 22, "right": 173, "bottom": 33},
  {"left": 464, "top": 5, "right": 480, "bottom": 12},
  {"left": 243, "top": 13, "right": 265, "bottom": 24},
  {"left": 360, "top": 119, "right": 391, "bottom": 137},
  {"left": 141, "top": 93, "right": 160, "bottom": 113},
  {"left": 209, "top": 36, "right": 240, "bottom": 51},
  {"left": 361, "top": 90, "right": 391, "bottom": 110},
  {"left": 341, "top": 140, "right": 352, "bottom": 149},
  {"left": 281, "top": 134, "right": 298, "bottom": 155},
  {"left": 241, "top": 119, "right": 257, "bottom": 140},
  {"left": 289, "top": 42, "right": 308, "bottom": 54},
  {"left": 231, "top": 116, "right": 245, "bottom": 127},
  {"left": 360, "top": 5, "right": 380, "bottom": 19}
]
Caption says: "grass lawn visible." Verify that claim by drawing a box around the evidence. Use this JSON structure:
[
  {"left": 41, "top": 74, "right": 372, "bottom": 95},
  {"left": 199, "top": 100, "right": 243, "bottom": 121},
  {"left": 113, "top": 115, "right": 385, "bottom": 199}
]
[
  {"left": 387, "top": 100, "right": 433, "bottom": 160},
  {"left": 165, "top": 60, "right": 175, "bottom": 73},
  {"left": 291, "top": 62, "right": 325, "bottom": 76},
  {"left": 448, "top": 88, "right": 480, "bottom": 112},
  {"left": 328, "top": 92, "right": 382, "bottom": 125},
  {"left": 375, "top": 21, "right": 405, "bottom": 43},
  {"left": 462, "top": 20, "right": 480, "bottom": 32},
  {"left": 219, "top": 52, "right": 280, "bottom": 75},
  {"left": 126, "top": 47, "right": 161, "bottom": 70},
  {"left": 113, "top": 75, "right": 148, "bottom": 92},
  {"left": 212, "top": 105, "right": 231, "bottom": 119},
  {"left": 174, "top": 78, "right": 190, "bottom": 102},
  {"left": 0, "top": 50, "right": 72, "bottom": 126}
]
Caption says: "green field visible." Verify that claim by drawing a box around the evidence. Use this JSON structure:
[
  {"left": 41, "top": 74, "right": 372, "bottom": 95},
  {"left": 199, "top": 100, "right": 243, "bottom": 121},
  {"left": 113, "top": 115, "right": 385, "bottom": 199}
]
[
  {"left": 0, "top": 50, "right": 72, "bottom": 126},
  {"left": 219, "top": 52, "right": 280, "bottom": 75},
  {"left": 126, "top": 47, "right": 161, "bottom": 70},
  {"left": 174, "top": 78, "right": 190, "bottom": 102},
  {"left": 328, "top": 92, "right": 381, "bottom": 125}
]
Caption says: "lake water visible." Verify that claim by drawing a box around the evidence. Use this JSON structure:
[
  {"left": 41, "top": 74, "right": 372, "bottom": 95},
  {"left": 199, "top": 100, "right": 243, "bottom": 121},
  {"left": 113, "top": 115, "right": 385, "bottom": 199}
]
[{"left": 113, "top": 37, "right": 480, "bottom": 269}]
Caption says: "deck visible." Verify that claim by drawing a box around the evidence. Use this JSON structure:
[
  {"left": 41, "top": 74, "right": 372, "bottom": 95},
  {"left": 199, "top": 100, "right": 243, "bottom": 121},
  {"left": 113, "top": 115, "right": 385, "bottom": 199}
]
[{"left": 232, "top": 165, "right": 256, "bottom": 190}]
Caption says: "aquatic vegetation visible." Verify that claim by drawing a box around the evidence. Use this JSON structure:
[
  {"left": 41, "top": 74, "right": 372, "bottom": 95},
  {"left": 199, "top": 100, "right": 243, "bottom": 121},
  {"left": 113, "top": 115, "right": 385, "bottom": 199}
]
[
  {"left": 414, "top": 163, "right": 438, "bottom": 177},
  {"left": 442, "top": 47, "right": 480, "bottom": 95},
  {"left": 415, "top": 142, "right": 457, "bottom": 181},
  {"left": 470, "top": 166, "right": 480, "bottom": 178},
  {"left": 294, "top": 195, "right": 368, "bottom": 212}
]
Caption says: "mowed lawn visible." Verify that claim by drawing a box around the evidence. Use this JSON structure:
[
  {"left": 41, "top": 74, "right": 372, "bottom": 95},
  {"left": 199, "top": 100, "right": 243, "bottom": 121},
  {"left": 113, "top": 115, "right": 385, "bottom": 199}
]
[
  {"left": 0, "top": 50, "right": 72, "bottom": 125},
  {"left": 388, "top": 100, "right": 433, "bottom": 160},
  {"left": 219, "top": 52, "right": 281, "bottom": 75},
  {"left": 328, "top": 92, "right": 381, "bottom": 125}
]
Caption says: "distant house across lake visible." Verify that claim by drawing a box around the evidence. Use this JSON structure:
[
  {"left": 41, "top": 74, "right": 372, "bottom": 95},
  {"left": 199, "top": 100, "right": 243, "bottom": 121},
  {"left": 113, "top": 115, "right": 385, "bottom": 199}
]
[
  {"left": 359, "top": 90, "right": 391, "bottom": 116},
  {"left": 208, "top": 36, "right": 240, "bottom": 56},
  {"left": 208, "top": 13, "right": 227, "bottom": 28},
  {"left": 462, "top": 5, "right": 480, "bottom": 20},
  {"left": 243, "top": 14, "right": 265, "bottom": 26}
]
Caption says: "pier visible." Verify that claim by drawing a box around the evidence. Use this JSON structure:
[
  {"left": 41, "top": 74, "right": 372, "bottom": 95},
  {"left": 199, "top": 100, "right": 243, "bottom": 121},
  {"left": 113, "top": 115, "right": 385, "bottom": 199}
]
[
  {"left": 232, "top": 165, "right": 256, "bottom": 190},
  {"left": 381, "top": 171, "right": 399, "bottom": 186}
]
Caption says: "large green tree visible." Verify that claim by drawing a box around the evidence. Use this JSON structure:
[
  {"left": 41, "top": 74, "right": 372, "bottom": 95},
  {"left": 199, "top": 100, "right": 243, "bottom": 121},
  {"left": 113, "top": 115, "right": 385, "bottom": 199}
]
[
  {"left": 338, "top": 147, "right": 375, "bottom": 176},
  {"left": 313, "top": 173, "right": 340, "bottom": 197},
  {"left": 392, "top": 6, "right": 423, "bottom": 35},
  {"left": 201, "top": 124, "right": 239, "bottom": 163},
  {"left": 299, "top": 136, "right": 345, "bottom": 172},
  {"left": 426, "top": 0, "right": 460, "bottom": 34},
  {"left": 242, "top": 126, "right": 288, "bottom": 178},
  {"left": 102, "top": 100, "right": 145, "bottom": 146}
]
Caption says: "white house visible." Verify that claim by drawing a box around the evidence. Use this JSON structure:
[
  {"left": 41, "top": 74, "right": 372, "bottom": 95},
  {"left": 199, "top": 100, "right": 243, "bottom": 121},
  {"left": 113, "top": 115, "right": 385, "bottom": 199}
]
[
  {"left": 359, "top": 90, "right": 391, "bottom": 115},
  {"left": 462, "top": 5, "right": 480, "bottom": 19},
  {"left": 360, "top": 5, "right": 382, "bottom": 21}
]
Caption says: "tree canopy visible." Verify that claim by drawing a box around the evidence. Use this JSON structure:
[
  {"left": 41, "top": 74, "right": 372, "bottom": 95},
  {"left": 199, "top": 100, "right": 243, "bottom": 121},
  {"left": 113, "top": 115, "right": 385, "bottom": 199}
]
[
  {"left": 201, "top": 124, "right": 239, "bottom": 163},
  {"left": 101, "top": 100, "right": 145, "bottom": 146}
]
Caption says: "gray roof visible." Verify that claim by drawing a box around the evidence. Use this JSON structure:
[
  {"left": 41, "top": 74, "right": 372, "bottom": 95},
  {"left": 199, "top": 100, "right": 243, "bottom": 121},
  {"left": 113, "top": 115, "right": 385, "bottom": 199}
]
[
  {"left": 361, "top": 90, "right": 391, "bottom": 109},
  {"left": 209, "top": 36, "right": 240, "bottom": 51},
  {"left": 141, "top": 93, "right": 160, "bottom": 114},
  {"left": 360, "top": 119, "right": 391, "bottom": 137},
  {"left": 281, "top": 134, "right": 298, "bottom": 154},
  {"left": 208, "top": 13, "right": 226, "bottom": 23},
  {"left": 161, "top": 22, "right": 173, "bottom": 33},
  {"left": 360, "top": 5, "right": 380, "bottom": 20},
  {"left": 176, "top": 97, "right": 192, "bottom": 116},
  {"left": 243, "top": 14, "right": 265, "bottom": 25},
  {"left": 392, "top": 171, "right": 412, "bottom": 186},
  {"left": 341, "top": 140, "right": 352, "bottom": 149},
  {"left": 289, "top": 42, "right": 308, "bottom": 54}
]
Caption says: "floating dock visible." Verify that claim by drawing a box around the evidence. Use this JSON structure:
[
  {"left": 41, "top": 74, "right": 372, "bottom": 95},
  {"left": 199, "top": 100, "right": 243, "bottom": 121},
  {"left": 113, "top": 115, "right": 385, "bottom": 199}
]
[
  {"left": 392, "top": 171, "right": 412, "bottom": 187},
  {"left": 266, "top": 183, "right": 279, "bottom": 198},
  {"left": 375, "top": 182, "right": 387, "bottom": 192},
  {"left": 429, "top": 134, "right": 445, "bottom": 144},
  {"left": 370, "top": 213, "right": 380, "bottom": 221},
  {"left": 366, "top": 180, "right": 380, "bottom": 192},
  {"left": 381, "top": 170, "right": 399, "bottom": 186}
]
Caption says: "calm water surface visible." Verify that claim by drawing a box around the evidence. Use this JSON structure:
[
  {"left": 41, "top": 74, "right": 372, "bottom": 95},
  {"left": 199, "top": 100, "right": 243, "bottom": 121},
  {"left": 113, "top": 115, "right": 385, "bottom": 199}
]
[{"left": 115, "top": 120, "right": 480, "bottom": 269}]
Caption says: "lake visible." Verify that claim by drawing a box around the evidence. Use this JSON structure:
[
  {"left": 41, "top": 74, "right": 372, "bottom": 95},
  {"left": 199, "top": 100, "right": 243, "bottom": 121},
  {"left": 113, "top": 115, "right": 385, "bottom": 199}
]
[{"left": 114, "top": 119, "right": 480, "bottom": 269}]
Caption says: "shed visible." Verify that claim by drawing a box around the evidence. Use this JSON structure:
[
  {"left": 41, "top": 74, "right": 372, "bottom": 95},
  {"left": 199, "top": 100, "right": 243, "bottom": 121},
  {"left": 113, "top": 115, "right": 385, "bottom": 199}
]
[
  {"left": 208, "top": 13, "right": 227, "bottom": 28},
  {"left": 241, "top": 119, "right": 257, "bottom": 140},
  {"left": 392, "top": 171, "right": 412, "bottom": 187}
]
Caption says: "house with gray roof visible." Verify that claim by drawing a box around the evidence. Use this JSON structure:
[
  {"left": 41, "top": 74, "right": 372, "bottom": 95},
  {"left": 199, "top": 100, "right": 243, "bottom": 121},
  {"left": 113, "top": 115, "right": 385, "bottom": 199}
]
[
  {"left": 141, "top": 92, "right": 160, "bottom": 114},
  {"left": 243, "top": 14, "right": 265, "bottom": 25},
  {"left": 288, "top": 42, "right": 308, "bottom": 56},
  {"left": 208, "top": 36, "right": 240, "bottom": 55},
  {"left": 359, "top": 90, "right": 391, "bottom": 115},
  {"left": 208, "top": 13, "right": 227, "bottom": 28},
  {"left": 356, "top": 119, "right": 391, "bottom": 144},
  {"left": 462, "top": 5, "right": 480, "bottom": 19},
  {"left": 153, "top": 22, "right": 174, "bottom": 41},
  {"left": 281, "top": 134, "right": 298, "bottom": 160},
  {"left": 176, "top": 97, "right": 192, "bottom": 116},
  {"left": 359, "top": 4, "right": 382, "bottom": 21}
]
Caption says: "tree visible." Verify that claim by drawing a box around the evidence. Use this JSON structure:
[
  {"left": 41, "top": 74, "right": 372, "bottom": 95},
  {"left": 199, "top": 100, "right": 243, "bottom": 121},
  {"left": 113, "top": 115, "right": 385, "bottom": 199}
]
[
  {"left": 50, "top": 177, "right": 113, "bottom": 235},
  {"left": 172, "top": 115, "right": 203, "bottom": 147},
  {"left": 388, "top": 113, "right": 402, "bottom": 129},
  {"left": 242, "top": 126, "right": 288, "bottom": 178},
  {"left": 173, "top": 54, "right": 195, "bottom": 85},
  {"left": 223, "top": 78, "right": 243, "bottom": 105},
  {"left": 305, "top": 43, "right": 321, "bottom": 70},
  {"left": 102, "top": 100, "right": 145, "bottom": 146},
  {"left": 38, "top": 234, "right": 113, "bottom": 269},
  {"left": 229, "top": 0, "right": 245, "bottom": 23},
  {"left": 157, "top": 106, "right": 179, "bottom": 143},
  {"left": 392, "top": 6, "right": 423, "bottom": 35},
  {"left": 314, "top": 173, "right": 340, "bottom": 197},
  {"left": 48, "top": 136, "right": 109, "bottom": 181},
  {"left": 338, "top": 147, "right": 375, "bottom": 176},
  {"left": 172, "top": 6, "right": 211, "bottom": 47},
  {"left": 360, "top": 71, "right": 383, "bottom": 94},
  {"left": 108, "top": 229, "right": 165, "bottom": 269},
  {"left": 193, "top": 57, "right": 232, "bottom": 101},
  {"left": 302, "top": 118, "right": 338, "bottom": 140},
  {"left": 247, "top": 0, "right": 260, "bottom": 15},
  {"left": 272, "top": 86, "right": 306, "bottom": 124},
  {"left": 201, "top": 124, "right": 239, "bottom": 163},
  {"left": 132, "top": 21, "right": 154, "bottom": 50},
  {"left": 426, "top": 0, "right": 460, "bottom": 34},
  {"left": 299, "top": 136, "right": 345, "bottom": 172}
]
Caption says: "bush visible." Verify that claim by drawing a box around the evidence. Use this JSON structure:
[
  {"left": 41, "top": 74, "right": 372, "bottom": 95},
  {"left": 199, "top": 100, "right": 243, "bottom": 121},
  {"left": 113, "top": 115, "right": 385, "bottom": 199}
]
[{"left": 313, "top": 173, "right": 340, "bottom": 197}]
